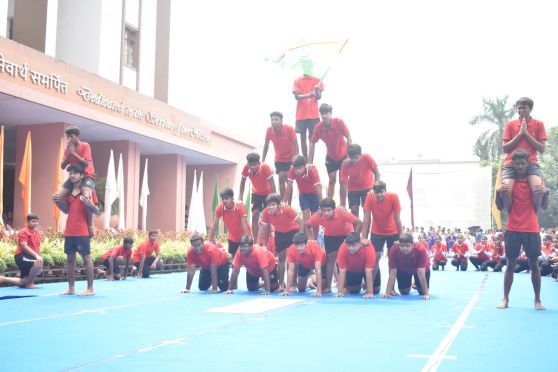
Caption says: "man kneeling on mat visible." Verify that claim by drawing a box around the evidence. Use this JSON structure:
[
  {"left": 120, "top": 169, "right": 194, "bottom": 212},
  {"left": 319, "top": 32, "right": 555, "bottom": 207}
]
[
  {"left": 225, "top": 235, "right": 280, "bottom": 295},
  {"left": 97, "top": 237, "right": 134, "bottom": 281},
  {"left": 181, "top": 234, "right": 230, "bottom": 294},
  {"left": 382, "top": 233, "right": 431, "bottom": 300},
  {"left": 282, "top": 232, "right": 326, "bottom": 296},
  {"left": 335, "top": 232, "right": 376, "bottom": 299}
]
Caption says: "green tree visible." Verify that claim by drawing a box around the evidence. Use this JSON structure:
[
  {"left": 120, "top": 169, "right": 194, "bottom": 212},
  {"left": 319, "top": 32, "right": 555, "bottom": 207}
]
[
  {"left": 539, "top": 126, "right": 558, "bottom": 228},
  {"left": 470, "top": 96, "right": 516, "bottom": 162}
]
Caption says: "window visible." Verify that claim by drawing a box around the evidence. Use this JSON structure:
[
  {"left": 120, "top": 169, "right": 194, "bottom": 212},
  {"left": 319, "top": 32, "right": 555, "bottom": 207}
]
[
  {"left": 7, "top": 17, "right": 13, "bottom": 40},
  {"left": 124, "top": 25, "right": 138, "bottom": 69}
]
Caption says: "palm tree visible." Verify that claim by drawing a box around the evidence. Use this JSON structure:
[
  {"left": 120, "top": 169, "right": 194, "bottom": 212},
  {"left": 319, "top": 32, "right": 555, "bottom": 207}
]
[{"left": 469, "top": 96, "right": 516, "bottom": 162}]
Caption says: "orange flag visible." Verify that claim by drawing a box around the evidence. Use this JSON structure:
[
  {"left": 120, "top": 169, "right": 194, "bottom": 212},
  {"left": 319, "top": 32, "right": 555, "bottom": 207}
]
[
  {"left": 0, "top": 126, "right": 4, "bottom": 226},
  {"left": 19, "top": 131, "right": 32, "bottom": 218},
  {"left": 53, "top": 137, "right": 65, "bottom": 230}
]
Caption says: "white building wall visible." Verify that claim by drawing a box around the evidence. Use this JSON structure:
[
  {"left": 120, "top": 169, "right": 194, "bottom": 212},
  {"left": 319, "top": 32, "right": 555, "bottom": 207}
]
[
  {"left": 379, "top": 160, "right": 492, "bottom": 231},
  {"left": 125, "top": 0, "right": 139, "bottom": 28},
  {"left": 56, "top": 0, "right": 102, "bottom": 75},
  {"left": 0, "top": 0, "right": 8, "bottom": 38},
  {"left": 138, "top": 0, "right": 156, "bottom": 97},
  {"left": 44, "top": 0, "right": 58, "bottom": 57},
  {"left": 97, "top": 0, "right": 123, "bottom": 83}
]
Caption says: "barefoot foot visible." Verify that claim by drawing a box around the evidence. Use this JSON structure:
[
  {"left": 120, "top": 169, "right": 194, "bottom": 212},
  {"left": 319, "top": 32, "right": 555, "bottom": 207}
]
[
  {"left": 496, "top": 299, "right": 508, "bottom": 309},
  {"left": 60, "top": 289, "right": 75, "bottom": 296},
  {"left": 79, "top": 289, "right": 95, "bottom": 296},
  {"left": 535, "top": 301, "right": 545, "bottom": 311}
]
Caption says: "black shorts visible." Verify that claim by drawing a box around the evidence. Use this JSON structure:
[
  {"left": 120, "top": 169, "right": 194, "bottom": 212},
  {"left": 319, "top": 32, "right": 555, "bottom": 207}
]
[
  {"left": 295, "top": 118, "right": 320, "bottom": 136},
  {"left": 246, "top": 267, "right": 279, "bottom": 289},
  {"left": 346, "top": 271, "right": 366, "bottom": 288},
  {"left": 198, "top": 263, "right": 230, "bottom": 292},
  {"left": 297, "top": 263, "right": 327, "bottom": 279},
  {"left": 502, "top": 163, "right": 542, "bottom": 180},
  {"left": 370, "top": 233, "right": 400, "bottom": 252},
  {"left": 275, "top": 161, "right": 291, "bottom": 173},
  {"left": 228, "top": 240, "right": 240, "bottom": 257},
  {"left": 348, "top": 189, "right": 371, "bottom": 208},
  {"left": 133, "top": 256, "right": 157, "bottom": 278},
  {"left": 63, "top": 176, "right": 96, "bottom": 191},
  {"left": 505, "top": 231, "right": 541, "bottom": 259},
  {"left": 103, "top": 258, "right": 122, "bottom": 274},
  {"left": 299, "top": 193, "right": 319, "bottom": 213},
  {"left": 324, "top": 235, "right": 346, "bottom": 254},
  {"left": 15, "top": 253, "right": 37, "bottom": 278},
  {"left": 397, "top": 270, "right": 431, "bottom": 294},
  {"left": 64, "top": 236, "right": 91, "bottom": 255},
  {"left": 251, "top": 193, "right": 268, "bottom": 212},
  {"left": 274, "top": 230, "right": 298, "bottom": 253},
  {"left": 325, "top": 155, "right": 345, "bottom": 174}
]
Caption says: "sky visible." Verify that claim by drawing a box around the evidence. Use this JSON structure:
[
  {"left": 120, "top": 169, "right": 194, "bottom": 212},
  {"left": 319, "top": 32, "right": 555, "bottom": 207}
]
[{"left": 168, "top": 0, "right": 558, "bottom": 163}]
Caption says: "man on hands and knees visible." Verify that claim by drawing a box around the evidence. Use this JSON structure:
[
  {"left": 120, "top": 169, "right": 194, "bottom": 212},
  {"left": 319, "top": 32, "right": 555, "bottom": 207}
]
[
  {"left": 496, "top": 149, "right": 544, "bottom": 310},
  {"left": 52, "top": 164, "right": 98, "bottom": 296},
  {"left": 98, "top": 237, "right": 133, "bottom": 280},
  {"left": 225, "top": 235, "right": 280, "bottom": 295},
  {"left": 306, "top": 198, "right": 363, "bottom": 293},
  {"left": 132, "top": 230, "right": 161, "bottom": 279},
  {"left": 382, "top": 233, "right": 431, "bottom": 300},
  {"left": 181, "top": 234, "right": 230, "bottom": 294},
  {"left": 0, "top": 214, "right": 43, "bottom": 288},
  {"left": 335, "top": 233, "right": 376, "bottom": 299},
  {"left": 282, "top": 232, "right": 326, "bottom": 296}
]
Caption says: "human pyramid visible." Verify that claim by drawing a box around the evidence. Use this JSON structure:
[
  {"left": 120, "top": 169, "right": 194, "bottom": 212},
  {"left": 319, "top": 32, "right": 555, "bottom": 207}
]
[{"left": 0, "top": 73, "right": 550, "bottom": 309}]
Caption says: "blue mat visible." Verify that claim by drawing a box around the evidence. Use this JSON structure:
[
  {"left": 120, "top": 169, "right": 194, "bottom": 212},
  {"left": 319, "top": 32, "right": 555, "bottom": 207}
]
[{"left": 1, "top": 263, "right": 556, "bottom": 371}]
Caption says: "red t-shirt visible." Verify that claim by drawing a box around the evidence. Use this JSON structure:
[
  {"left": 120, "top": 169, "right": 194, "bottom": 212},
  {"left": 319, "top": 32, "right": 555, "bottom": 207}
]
[
  {"left": 265, "top": 125, "right": 297, "bottom": 162},
  {"left": 232, "top": 245, "right": 276, "bottom": 277},
  {"left": 542, "top": 243, "right": 554, "bottom": 257},
  {"left": 132, "top": 240, "right": 161, "bottom": 264},
  {"left": 489, "top": 243, "right": 505, "bottom": 263},
  {"left": 186, "top": 242, "right": 229, "bottom": 269},
  {"left": 307, "top": 207, "right": 357, "bottom": 237},
  {"left": 64, "top": 193, "right": 89, "bottom": 236},
  {"left": 293, "top": 75, "right": 324, "bottom": 120},
  {"left": 241, "top": 163, "right": 273, "bottom": 196},
  {"left": 502, "top": 118, "right": 547, "bottom": 164},
  {"left": 63, "top": 141, "right": 96, "bottom": 178},
  {"left": 431, "top": 243, "right": 447, "bottom": 261},
  {"left": 286, "top": 240, "right": 326, "bottom": 269},
  {"left": 388, "top": 243, "right": 430, "bottom": 275},
  {"left": 451, "top": 242, "right": 469, "bottom": 259},
  {"left": 101, "top": 244, "right": 132, "bottom": 262},
  {"left": 310, "top": 118, "right": 350, "bottom": 161},
  {"left": 506, "top": 178, "right": 539, "bottom": 232},
  {"left": 473, "top": 243, "right": 491, "bottom": 261},
  {"left": 337, "top": 242, "right": 376, "bottom": 272},
  {"left": 287, "top": 165, "right": 321, "bottom": 195},
  {"left": 261, "top": 205, "right": 299, "bottom": 233},
  {"left": 363, "top": 192, "right": 401, "bottom": 235},
  {"left": 15, "top": 226, "right": 41, "bottom": 255},
  {"left": 340, "top": 154, "right": 378, "bottom": 191},
  {"left": 214, "top": 202, "right": 250, "bottom": 242}
]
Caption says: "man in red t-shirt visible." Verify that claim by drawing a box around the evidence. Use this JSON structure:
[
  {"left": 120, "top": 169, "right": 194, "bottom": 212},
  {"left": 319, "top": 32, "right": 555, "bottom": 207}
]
[
  {"left": 382, "top": 233, "right": 431, "bottom": 300},
  {"left": 225, "top": 235, "right": 280, "bottom": 294},
  {"left": 208, "top": 188, "right": 251, "bottom": 257},
  {"left": 339, "top": 144, "right": 380, "bottom": 216},
  {"left": 501, "top": 97, "right": 548, "bottom": 213},
  {"left": 308, "top": 103, "right": 352, "bottom": 199},
  {"left": 282, "top": 233, "right": 326, "bottom": 296},
  {"left": 52, "top": 164, "right": 98, "bottom": 296},
  {"left": 284, "top": 155, "right": 322, "bottom": 228},
  {"left": 239, "top": 152, "right": 276, "bottom": 240},
  {"left": 132, "top": 230, "right": 161, "bottom": 279},
  {"left": 0, "top": 213, "right": 43, "bottom": 288},
  {"left": 293, "top": 74, "right": 324, "bottom": 159},
  {"left": 181, "top": 234, "right": 230, "bottom": 294},
  {"left": 430, "top": 236, "right": 447, "bottom": 271},
  {"left": 362, "top": 181, "right": 402, "bottom": 294},
  {"left": 262, "top": 111, "right": 299, "bottom": 202},
  {"left": 258, "top": 194, "right": 303, "bottom": 288},
  {"left": 469, "top": 236, "right": 492, "bottom": 271},
  {"left": 306, "top": 198, "right": 363, "bottom": 293},
  {"left": 97, "top": 237, "right": 134, "bottom": 281},
  {"left": 335, "top": 232, "right": 376, "bottom": 298},
  {"left": 58, "top": 126, "right": 97, "bottom": 237},
  {"left": 450, "top": 234, "right": 469, "bottom": 271},
  {"left": 496, "top": 149, "right": 544, "bottom": 310}
]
